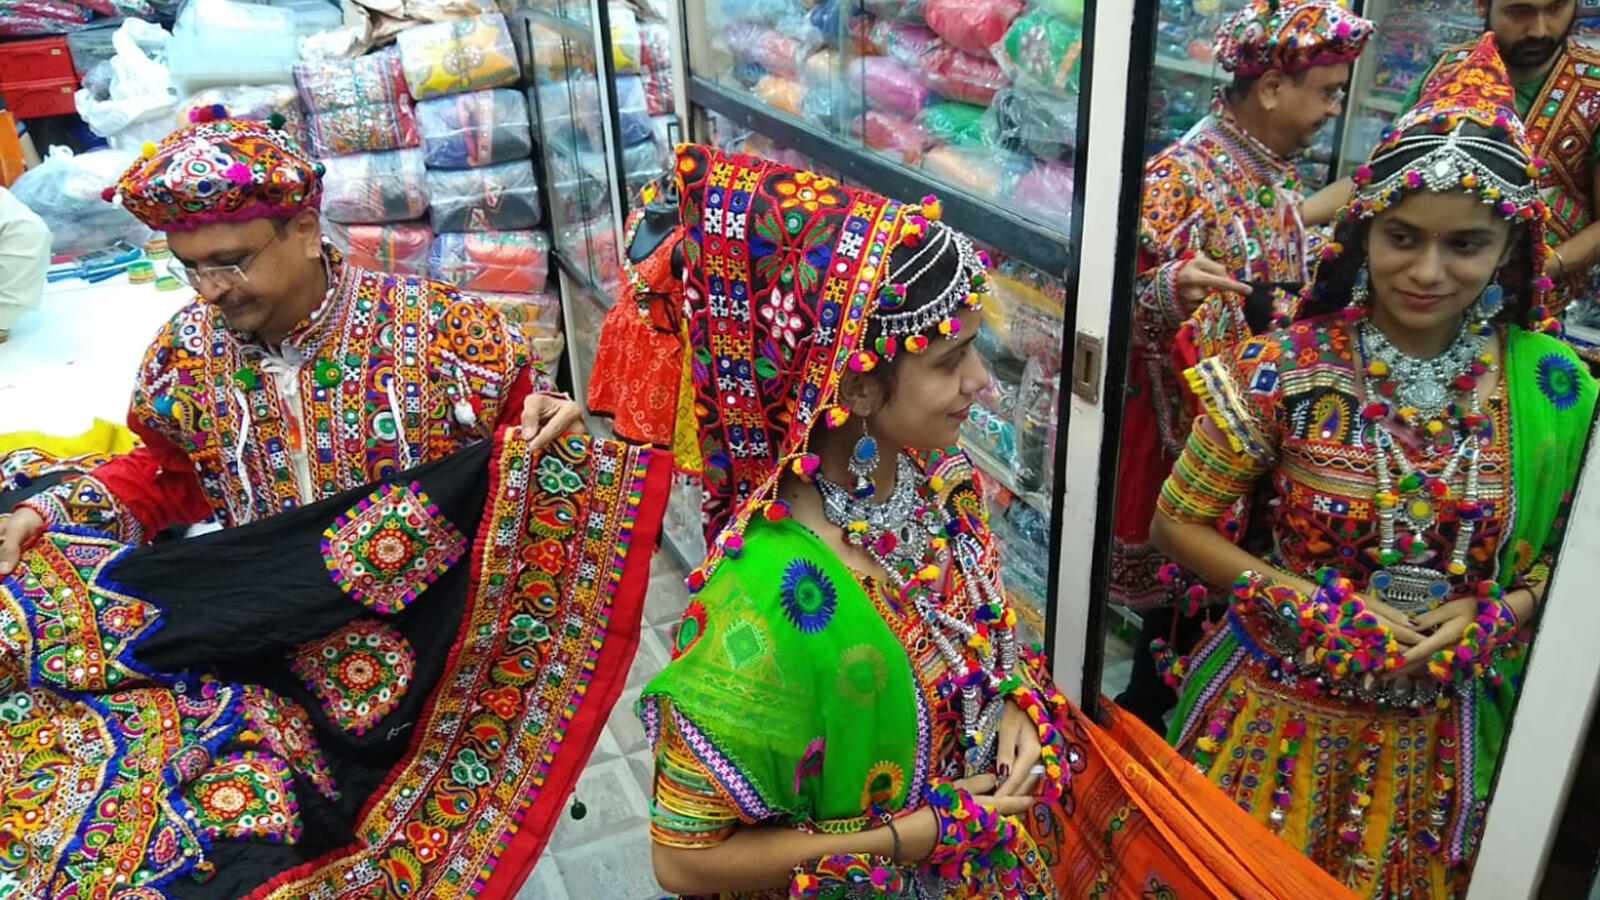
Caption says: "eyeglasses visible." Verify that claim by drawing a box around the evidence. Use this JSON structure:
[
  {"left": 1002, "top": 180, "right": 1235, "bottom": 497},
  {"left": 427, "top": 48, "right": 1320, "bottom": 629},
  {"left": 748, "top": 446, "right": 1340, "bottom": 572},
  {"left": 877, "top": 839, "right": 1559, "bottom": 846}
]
[
  {"left": 167, "top": 233, "right": 279, "bottom": 293},
  {"left": 1320, "top": 86, "right": 1348, "bottom": 107}
]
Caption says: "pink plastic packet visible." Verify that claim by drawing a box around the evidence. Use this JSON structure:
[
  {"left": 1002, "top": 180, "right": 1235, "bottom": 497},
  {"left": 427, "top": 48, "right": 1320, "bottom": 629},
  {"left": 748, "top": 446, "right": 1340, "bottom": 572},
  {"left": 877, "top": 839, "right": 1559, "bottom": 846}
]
[
  {"left": 867, "top": 19, "right": 939, "bottom": 65},
  {"left": 921, "top": 42, "right": 1011, "bottom": 106},
  {"left": 1009, "top": 160, "right": 1075, "bottom": 231},
  {"left": 852, "top": 110, "right": 926, "bottom": 163},
  {"left": 923, "top": 0, "right": 1025, "bottom": 57},
  {"left": 856, "top": 56, "right": 928, "bottom": 119}
]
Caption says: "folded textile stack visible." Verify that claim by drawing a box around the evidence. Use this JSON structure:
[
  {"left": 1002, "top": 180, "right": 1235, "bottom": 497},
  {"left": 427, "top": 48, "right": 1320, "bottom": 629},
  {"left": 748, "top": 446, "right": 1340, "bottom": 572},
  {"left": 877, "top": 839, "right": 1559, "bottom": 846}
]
[{"left": 711, "top": 0, "right": 1079, "bottom": 232}]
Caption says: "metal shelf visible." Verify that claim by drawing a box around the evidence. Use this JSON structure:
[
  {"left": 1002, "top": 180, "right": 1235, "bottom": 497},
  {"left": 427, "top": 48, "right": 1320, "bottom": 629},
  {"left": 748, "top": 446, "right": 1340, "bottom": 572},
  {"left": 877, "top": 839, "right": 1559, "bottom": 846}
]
[
  {"left": 689, "top": 77, "right": 1076, "bottom": 279},
  {"left": 963, "top": 439, "right": 1052, "bottom": 517}
]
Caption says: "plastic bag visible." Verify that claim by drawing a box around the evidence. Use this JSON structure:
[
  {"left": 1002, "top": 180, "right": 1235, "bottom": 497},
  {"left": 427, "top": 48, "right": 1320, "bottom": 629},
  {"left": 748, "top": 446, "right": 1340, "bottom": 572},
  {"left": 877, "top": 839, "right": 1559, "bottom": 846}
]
[
  {"left": 429, "top": 231, "right": 550, "bottom": 294},
  {"left": 754, "top": 75, "right": 804, "bottom": 116},
  {"left": 614, "top": 75, "right": 654, "bottom": 145},
  {"left": 11, "top": 147, "right": 153, "bottom": 259},
  {"left": 920, "top": 42, "right": 1010, "bottom": 106},
  {"left": 544, "top": 150, "right": 611, "bottom": 224},
  {"left": 178, "top": 85, "right": 309, "bottom": 150},
  {"left": 860, "top": 0, "right": 924, "bottom": 24},
  {"left": 923, "top": 0, "right": 1024, "bottom": 58},
  {"left": 324, "top": 221, "right": 434, "bottom": 275},
  {"left": 854, "top": 56, "right": 927, "bottom": 119},
  {"left": 398, "top": 13, "right": 520, "bottom": 100},
  {"left": 532, "top": 77, "right": 605, "bottom": 152},
  {"left": 993, "top": 10, "right": 1084, "bottom": 98},
  {"left": 639, "top": 23, "right": 675, "bottom": 115},
  {"left": 416, "top": 89, "right": 532, "bottom": 168},
  {"left": 922, "top": 143, "right": 1023, "bottom": 198},
  {"left": 918, "top": 102, "right": 986, "bottom": 148},
  {"left": 1007, "top": 159, "right": 1074, "bottom": 232},
  {"left": 725, "top": 22, "right": 810, "bottom": 80},
  {"left": 294, "top": 51, "right": 420, "bottom": 157},
  {"left": 555, "top": 215, "right": 619, "bottom": 295},
  {"left": 73, "top": 19, "right": 179, "bottom": 150},
  {"left": 321, "top": 148, "right": 430, "bottom": 224},
  {"left": 611, "top": 2, "right": 643, "bottom": 73},
  {"left": 427, "top": 161, "right": 542, "bottom": 232},
  {"left": 983, "top": 87, "right": 1077, "bottom": 160},
  {"left": 481, "top": 291, "right": 561, "bottom": 336},
  {"left": 166, "top": 0, "right": 298, "bottom": 94},
  {"left": 866, "top": 18, "right": 938, "bottom": 65},
  {"left": 852, "top": 110, "right": 925, "bottom": 163}
]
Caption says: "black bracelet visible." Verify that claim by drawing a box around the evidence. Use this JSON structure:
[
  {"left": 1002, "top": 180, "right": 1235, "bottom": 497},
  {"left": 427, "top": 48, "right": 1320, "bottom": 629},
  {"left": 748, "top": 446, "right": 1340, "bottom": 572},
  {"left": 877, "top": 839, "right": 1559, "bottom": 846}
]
[{"left": 884, "top": 816, "right": 901, "bottom": 864}]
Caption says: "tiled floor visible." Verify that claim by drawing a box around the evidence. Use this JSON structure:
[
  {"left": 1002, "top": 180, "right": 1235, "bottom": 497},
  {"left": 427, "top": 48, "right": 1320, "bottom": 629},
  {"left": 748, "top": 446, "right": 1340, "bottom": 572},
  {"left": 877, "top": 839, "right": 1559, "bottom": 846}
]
[{"left": 516, "top": 552, "right": 691, "bottom": 900}]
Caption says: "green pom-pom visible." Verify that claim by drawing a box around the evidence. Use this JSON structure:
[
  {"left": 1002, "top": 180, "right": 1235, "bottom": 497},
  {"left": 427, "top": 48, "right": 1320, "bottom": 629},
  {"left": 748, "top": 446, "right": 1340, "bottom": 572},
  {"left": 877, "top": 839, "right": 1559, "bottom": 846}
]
[{"left": 266, "top": 112, "right": 287, "bottom": 130}]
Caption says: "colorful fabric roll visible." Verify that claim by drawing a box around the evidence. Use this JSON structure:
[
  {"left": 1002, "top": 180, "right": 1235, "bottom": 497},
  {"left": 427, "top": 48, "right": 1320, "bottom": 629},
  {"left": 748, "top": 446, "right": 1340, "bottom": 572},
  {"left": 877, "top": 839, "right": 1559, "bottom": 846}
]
[
  {"left": 919, "top": 102, "right": 987, "bottom": 148},
  {"left": 320, "top": 148, "right": 430, "bottom": 224},
  {"left": 994, "top": 10, "right": 1084, "bottom": 98},
  {"left": 324, "top": 222, "right": 435, "bottom": 276},
  {"left": 867, "top": 18, "right": 939, "bottom": 65},
  {"left": 857, "top": 56, "right": 928, "bottom": 119},
  {"left": 921, "top": 42, "right": 1011, "bottom": 106},
  {"left": 429, "top": 230, "right": 550, "bottom": 294},
  {"left": 922, "top": 143, "right": 1015, "bottom": 197},
  {"left": 481, "top": 291, "right": 561, "bottom": 336},
  {"left": 754, "top": 75, "right": 803, "bottom": 117},
  {"left": 398, "top": 13, "right": 521, "bottom": 101},
  {"left": 426, "top": 161, "right": 542, "bottom": 233},
  {"left": 415, "top": 89, "right": 533, "bottom": 169},
  {"left": 923, "top": 0, "right": 1025, "bottom": 57},
  {"left": 294, "top": 51, "right": 422, "bottom": 158},
  {"left": 851, "top": 110, "right": 925, "bottom": 163}
]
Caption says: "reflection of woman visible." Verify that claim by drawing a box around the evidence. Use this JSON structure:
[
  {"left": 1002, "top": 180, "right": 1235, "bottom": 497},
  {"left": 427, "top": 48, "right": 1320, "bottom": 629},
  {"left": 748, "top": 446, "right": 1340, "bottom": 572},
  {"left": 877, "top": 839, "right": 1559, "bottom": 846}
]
[
  {"left": 638, "top": 145, "right": 1076, "bottom": 898},
  {"left": 1152, "top": 37, "right": 1597, "bottom": 897}
]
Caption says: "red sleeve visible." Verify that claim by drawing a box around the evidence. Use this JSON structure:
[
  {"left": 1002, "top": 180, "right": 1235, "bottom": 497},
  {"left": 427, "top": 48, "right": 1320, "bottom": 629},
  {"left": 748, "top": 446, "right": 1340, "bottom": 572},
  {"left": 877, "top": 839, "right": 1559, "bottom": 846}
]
[
  {"left": 491, "top": 368, "right": 537, "bottom": 431},
  {"left": 90, "top": 412, "right": 213, "bottom": 536}
]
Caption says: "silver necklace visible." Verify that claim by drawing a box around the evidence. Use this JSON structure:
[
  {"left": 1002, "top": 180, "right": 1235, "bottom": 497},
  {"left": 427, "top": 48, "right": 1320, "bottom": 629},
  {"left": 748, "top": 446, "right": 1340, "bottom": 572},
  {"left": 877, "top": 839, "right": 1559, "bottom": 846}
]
[
  {"left": 815, "top": 453, "right": 943, "bottom": 591},
  {"left": 1360, "top": 319, "right": 1484, "bottom": 421}
]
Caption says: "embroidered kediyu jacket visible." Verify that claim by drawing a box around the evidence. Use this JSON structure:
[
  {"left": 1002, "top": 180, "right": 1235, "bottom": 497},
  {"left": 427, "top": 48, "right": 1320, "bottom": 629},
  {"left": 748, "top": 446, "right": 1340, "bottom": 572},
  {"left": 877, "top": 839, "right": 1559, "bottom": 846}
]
[{"left": 20, "top": 248, "right": 552, "bottom": 542}]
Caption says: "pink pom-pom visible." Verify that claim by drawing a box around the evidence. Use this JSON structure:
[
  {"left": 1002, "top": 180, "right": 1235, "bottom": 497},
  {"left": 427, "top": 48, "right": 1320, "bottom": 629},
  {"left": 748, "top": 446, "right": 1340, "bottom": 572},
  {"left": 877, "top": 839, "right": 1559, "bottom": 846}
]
[{"left": 225, "top": 162, "right": 254, "bottom": 186}]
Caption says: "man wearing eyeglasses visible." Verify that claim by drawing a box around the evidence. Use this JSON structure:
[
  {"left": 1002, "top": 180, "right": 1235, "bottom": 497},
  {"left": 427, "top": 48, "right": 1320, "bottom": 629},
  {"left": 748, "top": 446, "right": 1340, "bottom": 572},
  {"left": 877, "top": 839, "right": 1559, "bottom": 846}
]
[
  {"left": 0, "top": 113, "right": 580, "bottom": 568},
  {"left": 1111, "top": 0, "right": 1375, "bottom": 731}
]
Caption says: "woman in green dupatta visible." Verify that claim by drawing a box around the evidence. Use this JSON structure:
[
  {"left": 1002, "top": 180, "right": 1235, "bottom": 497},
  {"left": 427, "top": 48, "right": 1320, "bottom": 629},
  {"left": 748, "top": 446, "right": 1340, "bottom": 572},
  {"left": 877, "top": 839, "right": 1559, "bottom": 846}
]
[
  {"left": 1151, "top": 35, "right": 1598, "bottom": 899},
  {"left": 637, "top": 145, "right": 1082, "bottom": 898}
]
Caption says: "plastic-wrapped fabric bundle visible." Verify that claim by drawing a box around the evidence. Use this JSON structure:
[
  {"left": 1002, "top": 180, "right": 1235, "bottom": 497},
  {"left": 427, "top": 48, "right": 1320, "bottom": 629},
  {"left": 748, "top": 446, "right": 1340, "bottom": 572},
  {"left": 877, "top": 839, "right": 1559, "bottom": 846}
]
[
  {"left": 983, "top": 87, "right": 1078, "bottom": 161},
  {"left": 923, "top": 0, "right": 1024, "bottom": 57},
  {"left": 920, "top": 42, "right": 1010, "bottom": 106},
  {"left": 638, "top": 21, "right": 674, "bottom": 115},
  {"left": 918, "top": 102, "right": 986, "bottom": 148},
  {"left": 532, "top": 77, "right": 604, "bottom": 151},
  {"left": 398, "top": 13, "right": 521, "bottom": 101},
  {"left": 610, "top": 2, "right": 643, "bottom": 72},
  {"left": 429, "top": 231, "right": 549, "bottom": 294},
  {"left": 544, "top": 150, "right": 611, "bottom": 224},
  {"left": 0, "top": 1, "right": 92, "bottom": 36},
  {"left": 860, "top": 0, "right": 923, "bottom": 24},
  {"left": 853, "top": 56, "right": 927, "bottom": 119},
  {"left": 555, "top": 215, "right": 619, "bottom": 294},
  {"left": 725, "top": 22, "right": 811, "bottom": 81},
  {"left": 754, "top": 75, "right": 803, "bottom": 117},
  {"left": 177, "top": 85, "right": 309, "bottom": 150},
  {"left": 852, "top": 110, "right": 925, "bottom": 163},
  {"left": 415, "top": 89, "right": 532, "bottom": 168},
  {"left": 866, "top": 18, "right": 938, "bottom": 65},
  {"left": 10, "top": 147, "right": 150, "bottom": 258},
  {"left": 1008, "top": 159, "right": 1074, "bottom": 232},
  {"left": 994, "top": 10, "right": 1084, "bottom": 98},
  {"left": 323, "top": 222, "right": 434, "bottom": 276},
  {"left": 426, "top": 160, "right": 542, "bottom": 232},
  {"left": 294, "top": 52, "right": 420, "bottom": 158},
  {"left": 480, "top": 291, "right": 561, "bottom": 336},
  {"left": 321, "top": 148, "right": 430, "bottom": 224},
  {"left": 614, "top": 75, "right": 653, "bottom": 145},
  {"left": 922, "top": 143, "right": 1025, "bottom": 198}
]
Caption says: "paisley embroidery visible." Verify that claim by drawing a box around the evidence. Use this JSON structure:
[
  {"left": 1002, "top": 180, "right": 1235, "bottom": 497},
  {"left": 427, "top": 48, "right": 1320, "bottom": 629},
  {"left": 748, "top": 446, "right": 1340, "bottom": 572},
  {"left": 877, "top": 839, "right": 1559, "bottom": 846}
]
[
  {"left": 288, "top": 618, "right": 415, "bottom": 735},
  {"left": 322, "top": 481, "right": 465, "bottom": 615}
]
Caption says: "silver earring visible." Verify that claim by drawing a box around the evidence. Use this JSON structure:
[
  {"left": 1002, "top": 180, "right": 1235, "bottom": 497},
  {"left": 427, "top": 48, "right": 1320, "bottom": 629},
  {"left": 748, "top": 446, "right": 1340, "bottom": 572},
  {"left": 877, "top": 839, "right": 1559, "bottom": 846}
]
[
  {"left": 1351, "top": 263, "right": 1371, "bottom": 309},
  {"left": 848, "top": 421, "right": 880, "bottom": 499}
]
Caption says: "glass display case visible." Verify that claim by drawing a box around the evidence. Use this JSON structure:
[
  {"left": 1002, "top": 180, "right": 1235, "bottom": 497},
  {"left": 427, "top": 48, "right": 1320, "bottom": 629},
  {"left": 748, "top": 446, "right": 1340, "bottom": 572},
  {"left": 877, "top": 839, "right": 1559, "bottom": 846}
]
[{"left": 679, "top": 0, "right": 1090, "bottom": 645}]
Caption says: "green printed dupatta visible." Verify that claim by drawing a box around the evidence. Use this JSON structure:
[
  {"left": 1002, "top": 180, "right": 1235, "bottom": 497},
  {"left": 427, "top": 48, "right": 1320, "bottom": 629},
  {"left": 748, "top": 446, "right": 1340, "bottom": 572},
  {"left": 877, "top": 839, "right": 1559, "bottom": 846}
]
[{"left": 639, "top": 515, "right": 926, "bottom": 825}]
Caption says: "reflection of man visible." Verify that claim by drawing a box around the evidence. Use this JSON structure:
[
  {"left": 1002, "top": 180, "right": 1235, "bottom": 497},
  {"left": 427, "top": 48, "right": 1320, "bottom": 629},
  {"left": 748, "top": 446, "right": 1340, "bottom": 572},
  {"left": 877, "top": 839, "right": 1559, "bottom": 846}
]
[
  {"left": 0, "top": 186, "right": 49, "bottom": 343},
  {"left": 1406, "top": 0, "right": 1600, "bottom": 324},
  {"left": 1110, "top": 0, "right": 1373, "bottom": 730},
  {"left": 0, "top": 114, "right": 580, "bottom": 569}
]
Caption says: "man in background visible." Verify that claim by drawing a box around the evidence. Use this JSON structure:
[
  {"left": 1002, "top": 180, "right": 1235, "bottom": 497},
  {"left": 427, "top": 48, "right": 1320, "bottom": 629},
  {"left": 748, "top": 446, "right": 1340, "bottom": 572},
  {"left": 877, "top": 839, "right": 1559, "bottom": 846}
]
[
  {"left": 1111, "top": 0, "right": 1375, "bottom": 730},
  {"left": 0, "top": 186, "right": 49, "bottom": 343}
]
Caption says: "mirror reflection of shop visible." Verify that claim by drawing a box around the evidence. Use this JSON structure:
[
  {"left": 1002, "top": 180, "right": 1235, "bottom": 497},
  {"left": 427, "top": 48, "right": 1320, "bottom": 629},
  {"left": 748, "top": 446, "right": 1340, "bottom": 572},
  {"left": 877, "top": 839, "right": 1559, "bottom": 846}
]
[{"left": 1095, "top": 0, "right": 1600, "bottom": 896}]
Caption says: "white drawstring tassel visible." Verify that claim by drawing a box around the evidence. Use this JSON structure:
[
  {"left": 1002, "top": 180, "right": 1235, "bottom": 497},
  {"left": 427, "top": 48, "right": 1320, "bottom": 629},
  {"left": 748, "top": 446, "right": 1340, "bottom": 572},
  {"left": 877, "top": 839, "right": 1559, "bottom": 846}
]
[
  {"left": 385, "top": 377, "right": 413, "bottom": 471},
  {"left": 232, "top": 386, "right": 256, "bottom": 522}
]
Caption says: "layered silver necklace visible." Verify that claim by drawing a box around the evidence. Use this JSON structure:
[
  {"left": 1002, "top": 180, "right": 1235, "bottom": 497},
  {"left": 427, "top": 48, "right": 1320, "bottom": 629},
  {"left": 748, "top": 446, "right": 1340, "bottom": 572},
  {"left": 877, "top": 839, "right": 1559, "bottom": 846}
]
[
  {"left": 815, "top": 453, "right": 1017, "bottom": 774},
  {"left": 1359, "top": 319, "right": 1485, "bottom": 421}
]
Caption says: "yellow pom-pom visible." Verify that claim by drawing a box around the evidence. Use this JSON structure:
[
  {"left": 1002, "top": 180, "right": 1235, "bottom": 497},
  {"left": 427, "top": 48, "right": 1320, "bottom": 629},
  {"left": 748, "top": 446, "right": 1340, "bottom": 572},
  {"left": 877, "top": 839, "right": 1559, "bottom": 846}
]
[
  {"left": 1375, "top": 491, "right": 1398, "bottom": 508},
  {"left": 916, "top": 564, "right": 940, "bottom": 583},
  {"left": 1197, "top": 736, "right": 1220, "bottom": 753},
  {"left": 1426, "top": 420, "right": 1444, "bottom": 435},
  {"left": 921, "top": 194, "right": 942, "bottom": 221},
  {"left": 929, "top": 474, "right": 945, "bottom": 492},
  {"left": 1447, "top": 561, "right": 1467, "bottom": 576},
  {"left": 1367, "top": 360, "right": 1389, "bottom": 377},
  {"left": 140, "top": 141, "right": 158, "bottom": 159},
  {"left": 1398, "top": 406, "right": 1418, "bottom": 420}
]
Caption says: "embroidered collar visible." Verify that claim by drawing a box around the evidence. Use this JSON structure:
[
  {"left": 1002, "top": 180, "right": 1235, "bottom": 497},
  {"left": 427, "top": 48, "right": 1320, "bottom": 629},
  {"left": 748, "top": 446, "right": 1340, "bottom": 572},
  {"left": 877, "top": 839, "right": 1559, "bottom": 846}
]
[{"left": 1206, "top": 90, "right": 1299, "bottom": 190}]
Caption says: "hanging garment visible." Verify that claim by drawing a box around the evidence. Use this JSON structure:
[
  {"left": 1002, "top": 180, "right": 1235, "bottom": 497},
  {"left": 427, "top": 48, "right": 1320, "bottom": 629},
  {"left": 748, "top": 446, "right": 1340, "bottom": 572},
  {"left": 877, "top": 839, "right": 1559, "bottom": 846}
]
[{"left": 587, "top": 209, "right": 685, "bottom": 447}]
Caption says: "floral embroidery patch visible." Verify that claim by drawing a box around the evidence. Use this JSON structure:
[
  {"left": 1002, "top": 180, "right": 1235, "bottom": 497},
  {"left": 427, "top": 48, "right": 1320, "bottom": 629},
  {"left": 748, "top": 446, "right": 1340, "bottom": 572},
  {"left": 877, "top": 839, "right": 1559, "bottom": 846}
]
[
  {"left": 288, "top": 618, "right": 415, "bottom": 735},
  {"left": 322, "top": 481, "right": 465, "bottom": 615},
  {"left": 672, "top": 600, "right": 708, "bottom": 659},
  {"left": 1536, "top": 352, "right": 1581, "bottom": 411},
  {"left": 237, "top": 685, "right": 340, "bottom": 802},
  {"left": 187, "top": 751, "right": 301, "bottom": 844},
  {"left": 779, "top": 559, "right": 836, "bottom": 633},
  {"left": 860, "top": 760, "right": 905, "bottom": 810}
]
